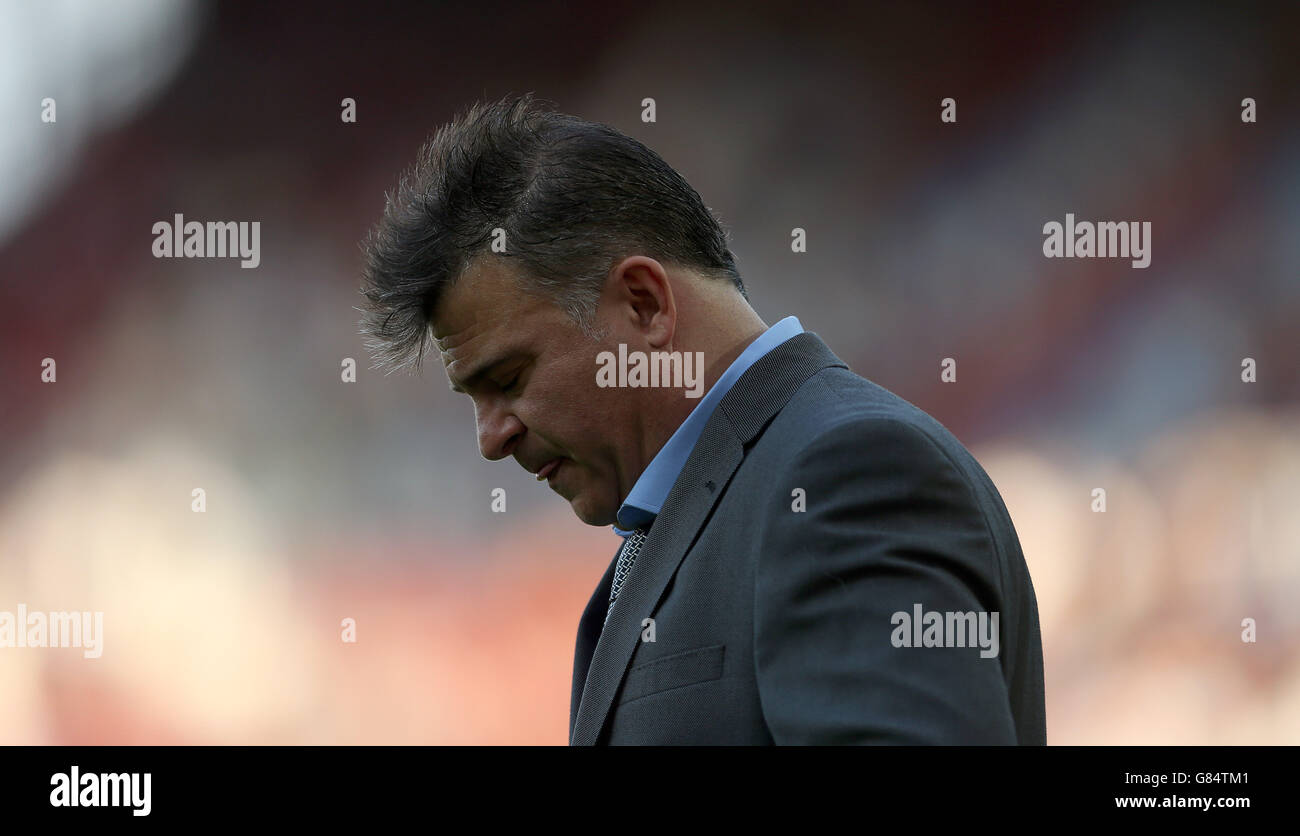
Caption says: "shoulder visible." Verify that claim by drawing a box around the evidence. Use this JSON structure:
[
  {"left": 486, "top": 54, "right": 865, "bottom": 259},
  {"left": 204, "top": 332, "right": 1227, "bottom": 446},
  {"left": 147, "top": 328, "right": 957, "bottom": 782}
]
[
  {"left": 763, "top": 365, "right": 972, "bottom": 473},
  {"left": 747, "top": 366, "right": 1018, "bottom": 569}
]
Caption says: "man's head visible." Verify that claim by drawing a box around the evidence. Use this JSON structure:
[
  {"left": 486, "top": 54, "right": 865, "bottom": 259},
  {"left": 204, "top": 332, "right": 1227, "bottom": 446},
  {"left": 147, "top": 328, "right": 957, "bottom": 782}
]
[{"left": 360, "top": 94, "right": 761, "bottom": 525}]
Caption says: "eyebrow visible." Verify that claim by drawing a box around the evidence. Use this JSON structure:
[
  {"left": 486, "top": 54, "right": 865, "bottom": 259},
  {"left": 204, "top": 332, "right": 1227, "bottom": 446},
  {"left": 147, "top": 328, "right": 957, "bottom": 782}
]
[{"left": 448, "top": 354, "right": 513, "bottom": 394}]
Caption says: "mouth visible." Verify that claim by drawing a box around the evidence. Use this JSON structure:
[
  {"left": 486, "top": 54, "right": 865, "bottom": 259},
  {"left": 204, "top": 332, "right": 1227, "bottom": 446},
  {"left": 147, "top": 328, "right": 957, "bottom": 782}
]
[{"left": 535, "top": 458, "right": 563, "bottom": 482}]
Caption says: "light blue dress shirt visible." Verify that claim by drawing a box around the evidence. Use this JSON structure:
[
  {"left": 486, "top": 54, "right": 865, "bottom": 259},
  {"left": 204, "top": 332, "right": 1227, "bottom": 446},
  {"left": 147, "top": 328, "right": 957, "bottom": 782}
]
[{"left": 612, "top": 315, "right": 804, "bottom": 535}]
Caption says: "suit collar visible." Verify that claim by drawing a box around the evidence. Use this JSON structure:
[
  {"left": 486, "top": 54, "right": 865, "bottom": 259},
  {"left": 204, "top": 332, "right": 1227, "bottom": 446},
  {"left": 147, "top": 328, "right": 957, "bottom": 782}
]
[
  {"left": 613, "top": 316, "right": 806, "bottom": 530},
  {"left": 570, "top": 331, "right": 848, "bottom": 744}
]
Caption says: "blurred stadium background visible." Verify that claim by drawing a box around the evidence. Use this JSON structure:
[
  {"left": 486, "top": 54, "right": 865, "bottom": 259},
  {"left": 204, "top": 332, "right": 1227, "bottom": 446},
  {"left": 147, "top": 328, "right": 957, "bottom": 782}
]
[{"left": 1, "top": 0, "right": 1297, "bottom": 744}]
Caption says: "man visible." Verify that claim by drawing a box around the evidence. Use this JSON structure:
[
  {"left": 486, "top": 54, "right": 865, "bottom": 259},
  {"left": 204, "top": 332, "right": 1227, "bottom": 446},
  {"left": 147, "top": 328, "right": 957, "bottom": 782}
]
[{"left": 359, "top": 93, "right": 1046, "bottom": 745}]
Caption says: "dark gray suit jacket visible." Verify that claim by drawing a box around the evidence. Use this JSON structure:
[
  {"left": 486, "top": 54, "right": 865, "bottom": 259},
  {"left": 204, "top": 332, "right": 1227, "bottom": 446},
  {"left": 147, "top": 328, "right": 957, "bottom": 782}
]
[{"left": 570, "top": 331, "right": 1046, "bottom": 744}]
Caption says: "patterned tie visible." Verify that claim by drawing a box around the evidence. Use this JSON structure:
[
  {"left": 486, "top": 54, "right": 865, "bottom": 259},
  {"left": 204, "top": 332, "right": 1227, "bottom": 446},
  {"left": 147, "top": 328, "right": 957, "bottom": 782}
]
[{"left": 604, "top": 527, "right": 649, "bottom": 625}]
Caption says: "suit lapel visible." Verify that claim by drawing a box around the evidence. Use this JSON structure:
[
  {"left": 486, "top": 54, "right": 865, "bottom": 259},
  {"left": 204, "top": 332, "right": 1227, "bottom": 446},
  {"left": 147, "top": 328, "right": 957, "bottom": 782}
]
[
  {"left": 570, "top": 553, "right": 617, "bottom": 742},
  {"left": 569, "top": 331, "right": 847, "bottom": 745},
  {"left": 571, "top": 422, "right": 744, "bottom": 746}
]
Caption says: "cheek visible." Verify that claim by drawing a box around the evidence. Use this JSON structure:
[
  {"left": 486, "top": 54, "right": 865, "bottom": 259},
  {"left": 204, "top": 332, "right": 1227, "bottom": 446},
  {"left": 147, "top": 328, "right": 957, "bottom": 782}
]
[
  {"left": 523, "top": 368, "right": 605, "bottom": 432},
  {"left": 588, "top": 383, "right": 634, "bottom": 421},
  {"left": 537, "top": 349, "right": 635, "bottom": 436},
  {"left": 569, "top": 386, "right": 630, "bottom": 447}
]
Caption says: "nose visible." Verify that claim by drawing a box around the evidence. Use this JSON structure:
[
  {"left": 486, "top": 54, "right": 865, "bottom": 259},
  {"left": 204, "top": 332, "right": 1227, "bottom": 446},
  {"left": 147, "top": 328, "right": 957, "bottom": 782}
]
[{"left": 475, "top": 399, "right": 524, "bottom": 461}]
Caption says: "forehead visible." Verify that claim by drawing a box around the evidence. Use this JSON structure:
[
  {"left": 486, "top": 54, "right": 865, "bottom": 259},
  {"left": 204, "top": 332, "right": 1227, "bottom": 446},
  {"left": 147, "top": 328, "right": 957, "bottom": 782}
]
[
  {"left": 432, "top": 256, "right": 518, "bottom": 340},
  {"left": 431, "top": 257, "right": 552, "bottom": 380}
]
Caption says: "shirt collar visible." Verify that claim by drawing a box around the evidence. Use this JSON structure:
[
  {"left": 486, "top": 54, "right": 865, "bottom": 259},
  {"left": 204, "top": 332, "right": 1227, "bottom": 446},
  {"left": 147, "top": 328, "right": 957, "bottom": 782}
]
[{"left": 612, "top": 315, "right": 804, "bottom": 535}]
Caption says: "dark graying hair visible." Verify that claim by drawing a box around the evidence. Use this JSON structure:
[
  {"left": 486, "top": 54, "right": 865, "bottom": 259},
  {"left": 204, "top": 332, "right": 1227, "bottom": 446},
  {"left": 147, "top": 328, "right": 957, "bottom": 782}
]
[{"left": 358, "top": 92, "right": 745, "bottom": 372}]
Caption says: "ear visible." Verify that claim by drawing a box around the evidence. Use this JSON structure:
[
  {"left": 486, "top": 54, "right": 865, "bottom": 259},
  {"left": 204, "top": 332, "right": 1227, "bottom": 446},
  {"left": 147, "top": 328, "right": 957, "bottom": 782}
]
[{"left": 603, "top": 256, "right": 676, "bottom": 350}]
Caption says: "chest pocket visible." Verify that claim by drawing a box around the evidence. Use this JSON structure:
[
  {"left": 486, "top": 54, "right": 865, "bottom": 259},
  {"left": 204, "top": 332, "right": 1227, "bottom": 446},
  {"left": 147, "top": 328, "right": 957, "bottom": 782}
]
[{"left": 617, "top": 644, "right": 726, "bottom": 706}]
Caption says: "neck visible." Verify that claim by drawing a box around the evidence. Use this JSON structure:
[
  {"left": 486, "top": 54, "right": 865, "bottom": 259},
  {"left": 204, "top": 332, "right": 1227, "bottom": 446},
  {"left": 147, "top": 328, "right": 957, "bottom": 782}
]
[
  {"left": 638, "top": 306, "right": 768, "bottom": 465},
  {"left": 697, "top": 322, "right": 768, "bottom": 396}
]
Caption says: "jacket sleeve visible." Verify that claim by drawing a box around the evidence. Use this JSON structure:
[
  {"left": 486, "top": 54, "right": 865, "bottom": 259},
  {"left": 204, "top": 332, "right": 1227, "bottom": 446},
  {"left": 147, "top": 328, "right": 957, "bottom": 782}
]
[{"left": 753, "top": 416, "right": 1018, "bottom": 744}]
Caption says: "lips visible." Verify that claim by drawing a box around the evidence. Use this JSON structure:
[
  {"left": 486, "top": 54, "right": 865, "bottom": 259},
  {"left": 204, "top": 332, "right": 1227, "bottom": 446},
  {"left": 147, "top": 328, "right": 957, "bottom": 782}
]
[{"left": 535, "top": 459, "right": 561, "bottom": 481}]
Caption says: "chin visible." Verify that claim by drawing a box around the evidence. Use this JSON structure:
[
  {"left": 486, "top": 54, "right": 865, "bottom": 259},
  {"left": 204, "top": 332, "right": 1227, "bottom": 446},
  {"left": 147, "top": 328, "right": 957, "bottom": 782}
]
[{"left": 569, "top": 495, "right": 616, "bottom": 527}]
